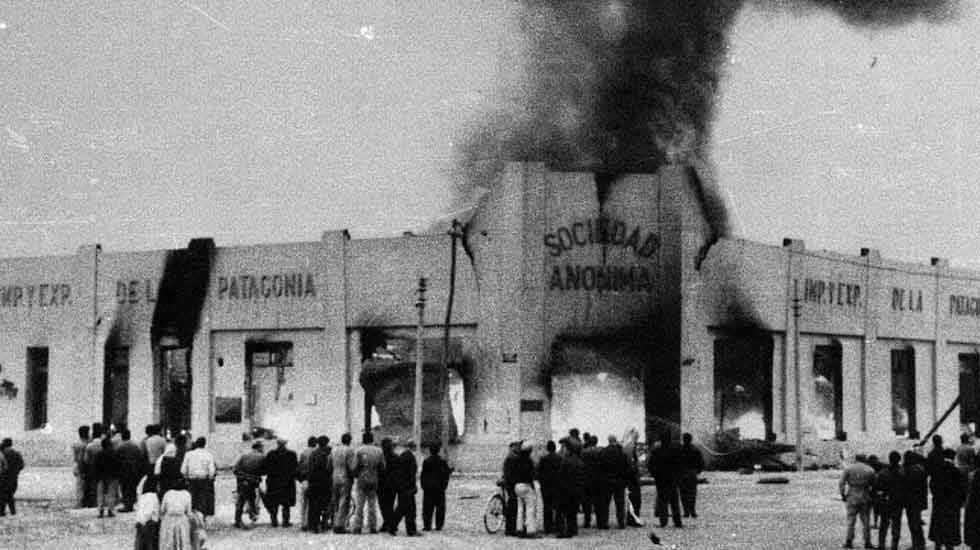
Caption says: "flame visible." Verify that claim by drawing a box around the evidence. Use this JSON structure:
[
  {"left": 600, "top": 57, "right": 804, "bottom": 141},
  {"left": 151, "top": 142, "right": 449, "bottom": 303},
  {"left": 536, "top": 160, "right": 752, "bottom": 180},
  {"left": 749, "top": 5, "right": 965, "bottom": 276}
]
[{"left": 551, "top": 372, "right": 644, "bottom": 443}]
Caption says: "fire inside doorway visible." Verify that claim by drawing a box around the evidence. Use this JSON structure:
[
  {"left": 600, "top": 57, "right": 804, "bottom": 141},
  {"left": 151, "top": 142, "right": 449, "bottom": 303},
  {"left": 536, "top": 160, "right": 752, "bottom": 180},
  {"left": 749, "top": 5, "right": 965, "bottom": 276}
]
[{"left": 549, "top": 339, "right": 646, "bottom": 442}]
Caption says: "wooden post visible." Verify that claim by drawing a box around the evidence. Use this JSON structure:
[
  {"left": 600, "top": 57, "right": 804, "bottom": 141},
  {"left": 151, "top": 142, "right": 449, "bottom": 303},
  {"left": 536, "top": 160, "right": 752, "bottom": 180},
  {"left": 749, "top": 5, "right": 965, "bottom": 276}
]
[
  {"left": 414, "top": 277, "right": 427, "bottom": 457},
  {"left": 440, "top": 220, "right": 462, "bottom": 456}
]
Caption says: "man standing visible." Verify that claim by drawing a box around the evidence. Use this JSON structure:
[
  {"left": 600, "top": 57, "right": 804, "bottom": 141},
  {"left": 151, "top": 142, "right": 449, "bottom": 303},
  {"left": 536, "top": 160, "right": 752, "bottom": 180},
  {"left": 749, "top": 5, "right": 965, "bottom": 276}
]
[
  {"left": 929, "top": 448, "right": 966, "bottom": 550},
  {"left": 501, "top": 440, "right": 522, "bottom": 536},
  {"left": 388, "top": 439, "right": 420, "bottom": 537},
  {"left": 678, "top": 433, "right": 705, "bottom": 519},
  {"left": 512, "top": 441, "right": 538, "bottom": 537},
  {"left": 116, "top": 429, "right": 144, "bottom": 513},
  {"left": 0, "top": 439, "right": 24, "bottom": 516},
  {"left": 536, "top": 440, "right": 561, "bottom": 535},
  {"left": 874, "top": 451, "right": 906, "bottom": 550},
  {"left": 180, "top": 437, "right": 216, "bottom": 520},
  {"left": 903, "top": 451, "right": 928, "bottom": 550},
  {"left": 233, "top": 441, "right": 266, "bottom": 528},
  {"left": 73, "top": 425, "right": 91, "bottom": 508},
  {"left": 297, "top": 436, "right": 317, "bottom": 531},
  {"left": 555, "top": 437, "right": 585, "bottom": 539},
  {"left": 379, "top": 437, "right": 397, "bottom": 533},
  {"left": 622, "top": 427, "right": 643, "bottom": 526},
  {"left": 600, "top": 435, "right": 632, "bottom": 529},
  {"left": 330, "top": 432, "right": 357, "bottom": 533},
  {"left": 840, "top": 453, "right": 876, "bottom": 549},
  {"left": 263, "top": 438, "right": 298, "bottom": 527},
  {"left": 649, "top": 431, "right": 683, "bottom": 528},
  {"left": 351, "top": 432, "right": 384, "bottom": 534},
  {"left": 306, "top": 436, "right": 333, "bottom": 533},
  {"left": 420, "top": 443, "right": 452, "bottom": 532},
  {"left": 581, "top": 435, "right": 603, "bottom": 529},
  {"left": 84, "top": 423, "right": 105, "bottom": 508}
]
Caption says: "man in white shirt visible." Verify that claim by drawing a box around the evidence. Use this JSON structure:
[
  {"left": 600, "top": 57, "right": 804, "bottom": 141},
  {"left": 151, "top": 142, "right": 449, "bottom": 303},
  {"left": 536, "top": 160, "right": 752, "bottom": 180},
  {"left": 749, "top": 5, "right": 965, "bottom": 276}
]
[{"left": 181, "top": 437, "right": 217, "bottom": 519}]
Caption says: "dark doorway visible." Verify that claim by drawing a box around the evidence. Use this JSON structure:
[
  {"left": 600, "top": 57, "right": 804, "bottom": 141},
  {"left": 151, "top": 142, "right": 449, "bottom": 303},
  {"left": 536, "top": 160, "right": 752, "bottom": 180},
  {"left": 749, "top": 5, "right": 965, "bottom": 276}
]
[
  {"left": 244, "top": 341, "right": 294, "bottom": 435},
  {"left": 891, "top": 347, "right": 917, "bottom": 438},
  {"left": 158, "top": 346, "right": 192, "bottom": 438},
  {"left": 813, "top": 343, "right": 844, "bottom": 440},
  {"left": 960, "top": 353, "right": 980, "bottom": 429},
  {"left": 25, "top": 347, "right": 49, "bottom": 430},
  {"left": 103, "top": 347, "right": 129, "bottom": 429},
  {"left": 714, "top": 336, "right": 774, "bottom": 440}
]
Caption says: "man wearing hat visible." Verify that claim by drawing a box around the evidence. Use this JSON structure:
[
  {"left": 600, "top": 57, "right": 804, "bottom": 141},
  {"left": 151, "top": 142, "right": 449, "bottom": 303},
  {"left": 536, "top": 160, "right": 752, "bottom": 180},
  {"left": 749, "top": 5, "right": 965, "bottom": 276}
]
[
  {"left": 502, "top": 440, "right": 523, "bottom": 536},
  {"left": 233, "top": 441, "right": 267, "bottom": 528},
  {"left": 388, "top": 437, "right": 421, "bottom": 536},
  {"left": 263, "top": 438, "right": 298, "bottom": 527}
]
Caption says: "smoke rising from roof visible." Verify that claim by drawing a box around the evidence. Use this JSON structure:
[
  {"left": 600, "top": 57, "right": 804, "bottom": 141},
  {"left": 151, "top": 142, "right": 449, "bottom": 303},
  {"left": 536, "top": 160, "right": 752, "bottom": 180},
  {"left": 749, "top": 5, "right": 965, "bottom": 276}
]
[{"left": 454, "top": 0, "right": 959, "bottom": 238}]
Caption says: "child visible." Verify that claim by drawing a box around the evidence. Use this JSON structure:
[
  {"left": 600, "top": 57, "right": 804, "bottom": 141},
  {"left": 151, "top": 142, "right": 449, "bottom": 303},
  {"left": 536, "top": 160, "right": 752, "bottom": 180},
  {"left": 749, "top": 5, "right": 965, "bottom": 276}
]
[{"left": 134, "top": 475, "right": 160, "bottom": 550}]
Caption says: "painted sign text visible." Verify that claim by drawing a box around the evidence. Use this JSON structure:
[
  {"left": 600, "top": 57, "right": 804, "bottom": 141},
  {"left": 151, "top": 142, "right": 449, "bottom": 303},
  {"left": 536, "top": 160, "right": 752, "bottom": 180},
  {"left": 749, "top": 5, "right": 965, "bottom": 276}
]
[
  {"left": 0, "top": 283, "right": 71, "bottom": 308},
  {"left": 217, "top": 273, "right": 316, "bottom": 300}
]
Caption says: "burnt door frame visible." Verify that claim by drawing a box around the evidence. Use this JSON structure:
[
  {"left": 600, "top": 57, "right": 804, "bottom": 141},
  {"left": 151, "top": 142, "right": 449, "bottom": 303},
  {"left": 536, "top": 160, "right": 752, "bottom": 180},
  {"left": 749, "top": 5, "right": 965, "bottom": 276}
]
[{"left": 103, "top": 346, "right": 130, "bottom": 430}]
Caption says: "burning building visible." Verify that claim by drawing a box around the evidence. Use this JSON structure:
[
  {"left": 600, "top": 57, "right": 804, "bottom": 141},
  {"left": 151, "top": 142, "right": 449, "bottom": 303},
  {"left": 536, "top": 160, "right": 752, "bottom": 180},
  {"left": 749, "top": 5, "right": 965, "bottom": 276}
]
[{"left": 2, "top": 161, "right": 980, "bottom": 469}]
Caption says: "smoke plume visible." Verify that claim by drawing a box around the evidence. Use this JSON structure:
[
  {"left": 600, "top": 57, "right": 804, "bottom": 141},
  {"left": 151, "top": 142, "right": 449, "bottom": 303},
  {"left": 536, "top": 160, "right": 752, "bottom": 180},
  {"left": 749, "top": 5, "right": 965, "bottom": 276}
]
[{"left": 455, "top": 0, "right": 959, "bottom": 238}]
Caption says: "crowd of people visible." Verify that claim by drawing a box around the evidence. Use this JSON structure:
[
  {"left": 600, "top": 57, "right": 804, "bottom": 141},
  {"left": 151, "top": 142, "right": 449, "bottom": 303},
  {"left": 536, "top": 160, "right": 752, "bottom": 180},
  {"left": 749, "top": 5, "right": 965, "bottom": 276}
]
[
  {"left": 500, "top": 427, "right": 703, "bottom": 544},
  {"left": 68, "top": 421, "right": 455, "bottom": 543},
  {"left": 840, "top": 434, "right": 980, "bottom": 550},
  {"left": 71, "top": 422, "right": 213, "bottom": 550}
]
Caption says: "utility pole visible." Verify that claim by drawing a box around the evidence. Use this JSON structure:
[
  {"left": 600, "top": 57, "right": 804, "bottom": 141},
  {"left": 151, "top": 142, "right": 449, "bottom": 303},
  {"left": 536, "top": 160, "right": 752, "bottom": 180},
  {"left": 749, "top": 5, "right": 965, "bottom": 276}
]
[
  {"left": 414, "top": 277, "right": 427, "bottom": 458},
  {"left": 440, "top": 220, "right": 463, "bottom": 456},
  {"left": 793, "top": 278, "right": 803, "bottom": 472}
]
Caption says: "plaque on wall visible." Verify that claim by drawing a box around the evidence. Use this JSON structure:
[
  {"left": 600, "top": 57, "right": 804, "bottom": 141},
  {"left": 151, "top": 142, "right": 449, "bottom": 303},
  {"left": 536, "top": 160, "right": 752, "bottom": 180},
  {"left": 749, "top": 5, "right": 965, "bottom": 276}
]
[{"left": 214, "top": 396, "right": 243, "bottom": 424}]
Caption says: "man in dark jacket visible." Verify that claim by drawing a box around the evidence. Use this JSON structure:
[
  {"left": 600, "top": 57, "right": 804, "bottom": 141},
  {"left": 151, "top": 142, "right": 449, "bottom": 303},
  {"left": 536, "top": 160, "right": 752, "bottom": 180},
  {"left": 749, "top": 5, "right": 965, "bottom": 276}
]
[
  {"left": 927, "top": 435, "right": 946, "bottom": 479},
  {"left": 0, "top": 439, "right": 24, "bottom": 516},
  {"left": 929, "top": 448, "right": 966, "bottom": 550},
  {"left": 379, "top": 437, "right": 397, "bottom": 532},
  {"left": 420, "top": 443, "right": 453, "bottom": 531},
  {"left": 649, "top": 431, "right": 683, "bottom": 528},
  {"left": 874, "top": 451, "right": 906, "bottom": 550},
  {"left": 600, "top": 435, "right": 633, "bottom": 529},
  {"left": 115, "top": 429, "right": 144, "bottom": 513},
  {"left": 306, "top": 436, "right": 333, "bottom": 533},
  {"left": 502, "top": 440, "right": 522, "bottom": 536},
  {"left": 263, "top": 438, "right": 298, "bottom": 527},
  {"left": 556, "top": 437, "right": 586, "bottom": 539},
  {"left": 233, "top": 440, "right": 267, "bottom": 528},
  {"left": 581, "top": 435, "right": 604, "bottom": 528},
  {"left": 679, "top": 433, "right": 705, "bottom": 519},
  {"left": 903, "top": 451, "right": 928, "bottom": 550},
  {"left": 388, "top": 439, "right": 421, "bottom": 536},
  {"left": 536, "top": 440, "right": 561, "bottom": 534}
]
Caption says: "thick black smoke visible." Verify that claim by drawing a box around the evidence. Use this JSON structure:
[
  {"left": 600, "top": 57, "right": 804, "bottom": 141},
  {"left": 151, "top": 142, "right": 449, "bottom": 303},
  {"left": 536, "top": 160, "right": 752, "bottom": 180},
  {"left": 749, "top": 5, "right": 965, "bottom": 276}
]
[{"left": 455, "top": 0, "right": 959, "bottom": 238}]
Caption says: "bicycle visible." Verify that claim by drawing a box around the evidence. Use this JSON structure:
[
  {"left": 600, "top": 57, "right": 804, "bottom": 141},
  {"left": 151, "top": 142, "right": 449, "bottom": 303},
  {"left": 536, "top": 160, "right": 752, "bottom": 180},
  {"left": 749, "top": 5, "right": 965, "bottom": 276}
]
[{"left": 483, "top": 479, "right": 508, "bottom": 534}]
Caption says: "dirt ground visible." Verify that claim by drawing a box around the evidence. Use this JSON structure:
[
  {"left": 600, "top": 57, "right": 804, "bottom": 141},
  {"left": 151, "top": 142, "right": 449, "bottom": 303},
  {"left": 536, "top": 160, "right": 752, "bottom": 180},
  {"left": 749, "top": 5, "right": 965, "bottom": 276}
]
[{"left": 0, "top": 468, "right": 858, "bottom": 549}]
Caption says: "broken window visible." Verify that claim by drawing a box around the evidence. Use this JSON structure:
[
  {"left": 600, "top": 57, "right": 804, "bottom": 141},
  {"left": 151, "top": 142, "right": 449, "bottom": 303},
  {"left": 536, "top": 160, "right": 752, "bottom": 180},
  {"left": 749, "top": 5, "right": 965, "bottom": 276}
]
[
  {"left": 713, "top": 336, "right": 773, "bottom": 441},
  {"left": 812, "top": 343, "right": 843, "bottom": 441},
  {"left": 891, "top": 347, "right": 916, "bottom": 438},
  {"left": 245, "top": 341, "right": 293, "bottom": 434},
  {"left": 960, "top": 353, "right": 980, "bottom": 432},
  {"left": 25, "top": 347, "right": 48, "bottom": 430},
  {"left": 158, "top": 346, "right": 192, "bottom": 438}
]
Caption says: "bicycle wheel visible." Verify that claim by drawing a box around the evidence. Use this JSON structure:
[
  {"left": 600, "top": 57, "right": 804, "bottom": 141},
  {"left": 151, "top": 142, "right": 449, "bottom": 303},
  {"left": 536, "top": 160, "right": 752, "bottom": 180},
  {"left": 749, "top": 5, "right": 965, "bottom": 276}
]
[{"left": 483, "top": 494, "right": 506, "bottom": 534}]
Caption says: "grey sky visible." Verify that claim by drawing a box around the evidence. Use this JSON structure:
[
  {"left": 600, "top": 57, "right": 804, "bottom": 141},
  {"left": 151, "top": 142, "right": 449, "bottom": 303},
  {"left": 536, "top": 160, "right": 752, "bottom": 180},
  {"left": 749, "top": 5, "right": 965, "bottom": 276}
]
[{"left": 1, "top": 2, "right": 977, "bottom": 269}]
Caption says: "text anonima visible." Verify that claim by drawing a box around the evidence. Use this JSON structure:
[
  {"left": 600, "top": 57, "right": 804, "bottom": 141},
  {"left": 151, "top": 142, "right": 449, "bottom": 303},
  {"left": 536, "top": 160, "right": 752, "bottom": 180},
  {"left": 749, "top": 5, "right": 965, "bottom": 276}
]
[
  {"left": 549, "top": 264, "right": 654, "bottom": 293},
  {"left": 216, "top": 273, "right": 316, "bottom": 300}
]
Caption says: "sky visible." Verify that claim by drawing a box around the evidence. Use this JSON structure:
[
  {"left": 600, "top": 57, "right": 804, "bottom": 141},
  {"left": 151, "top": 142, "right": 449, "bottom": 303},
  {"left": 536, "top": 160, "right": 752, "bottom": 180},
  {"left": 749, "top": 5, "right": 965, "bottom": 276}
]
[{"left": 0, "top": 2, "right": 978, "bottom": 269}]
